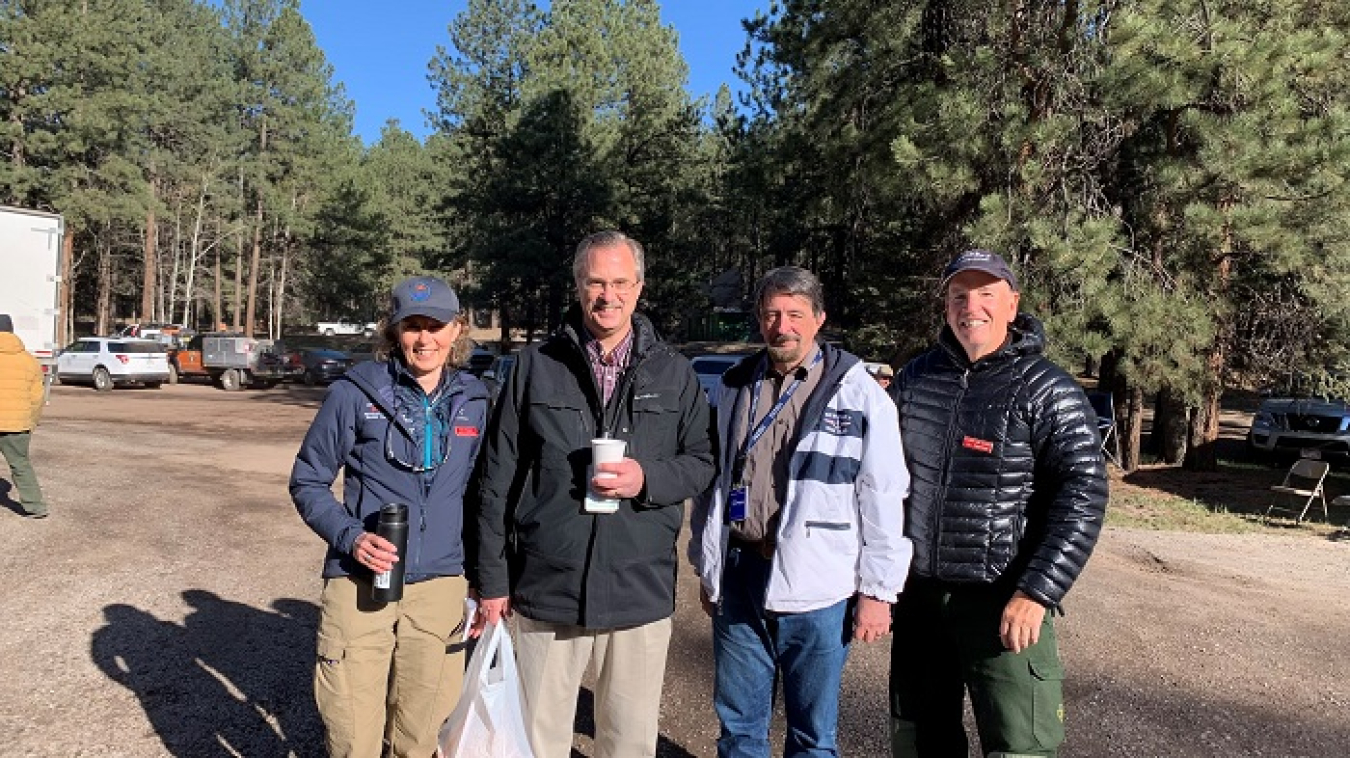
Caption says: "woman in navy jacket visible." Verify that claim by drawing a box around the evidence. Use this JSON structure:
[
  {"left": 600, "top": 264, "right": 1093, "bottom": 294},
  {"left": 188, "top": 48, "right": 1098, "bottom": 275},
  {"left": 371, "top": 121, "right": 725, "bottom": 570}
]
[{"left": 290, "top": 276, "right": 489, "bottom": 758}]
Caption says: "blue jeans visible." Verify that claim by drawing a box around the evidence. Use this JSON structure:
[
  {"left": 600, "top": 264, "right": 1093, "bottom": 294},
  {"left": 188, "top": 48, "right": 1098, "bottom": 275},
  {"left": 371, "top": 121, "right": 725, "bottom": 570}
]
[{"left": 713, "top": 545, "right": 852, "bottom": 758}]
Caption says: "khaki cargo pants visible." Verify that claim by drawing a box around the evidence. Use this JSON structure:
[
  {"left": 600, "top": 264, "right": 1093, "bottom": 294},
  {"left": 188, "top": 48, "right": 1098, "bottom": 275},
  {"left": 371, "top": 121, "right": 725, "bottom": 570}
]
[{"left": 315, "top": 574, "right": 469, "bottom": 758}]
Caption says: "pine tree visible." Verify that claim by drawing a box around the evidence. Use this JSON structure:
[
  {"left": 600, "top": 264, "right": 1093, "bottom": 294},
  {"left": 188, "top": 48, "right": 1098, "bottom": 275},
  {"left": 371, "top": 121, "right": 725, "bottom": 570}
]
[{"left": 1099, "top": 0, "right": 1350, "bottom": 469}]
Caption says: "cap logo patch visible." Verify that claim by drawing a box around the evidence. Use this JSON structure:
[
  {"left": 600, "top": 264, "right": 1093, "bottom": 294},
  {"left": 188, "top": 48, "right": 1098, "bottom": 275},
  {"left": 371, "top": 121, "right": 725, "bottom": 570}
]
[{"left": 410, "top": 282, "right": 432, "bottom": 302}]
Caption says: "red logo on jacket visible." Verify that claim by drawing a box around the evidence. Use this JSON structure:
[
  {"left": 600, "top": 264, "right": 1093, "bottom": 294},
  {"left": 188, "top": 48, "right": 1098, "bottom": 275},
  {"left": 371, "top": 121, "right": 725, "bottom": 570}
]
[
  {"left": 454, "top": 426, "right": 479, "bottom": 437},
  {"left": 962, "top": 436, "right": 994, "bottom": 454}
]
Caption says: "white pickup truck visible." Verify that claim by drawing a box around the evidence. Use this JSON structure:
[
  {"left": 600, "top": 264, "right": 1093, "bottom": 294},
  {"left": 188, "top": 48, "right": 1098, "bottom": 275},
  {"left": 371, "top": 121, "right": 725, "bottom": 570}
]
[{"left": 315, "top": 320, "right": 376, "bottom": 337}]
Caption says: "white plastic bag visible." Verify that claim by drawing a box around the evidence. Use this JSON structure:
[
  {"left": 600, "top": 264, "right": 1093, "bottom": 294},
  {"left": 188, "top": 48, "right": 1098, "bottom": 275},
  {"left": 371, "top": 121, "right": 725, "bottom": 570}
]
[{"left": 437, "top": 620, "right": 537, "bottom": 758}]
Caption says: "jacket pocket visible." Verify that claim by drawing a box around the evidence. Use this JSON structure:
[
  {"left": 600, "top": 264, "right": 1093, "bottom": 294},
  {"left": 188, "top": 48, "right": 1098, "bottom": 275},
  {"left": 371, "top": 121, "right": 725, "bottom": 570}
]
[
  {"left": 804, "top": 520, "right": 851, "bottom": 532},
  {"left": 610, "top": 552, "right": 677, "bottom": 616},
  {"left": 629, "top": 394, "right": 681, "bottom": 458},
  {"left": 513, "top": 546, "right": 583, "bottom": 613},
  {"left": 529, "top": 398, "right": 588, "bottom": 468}
]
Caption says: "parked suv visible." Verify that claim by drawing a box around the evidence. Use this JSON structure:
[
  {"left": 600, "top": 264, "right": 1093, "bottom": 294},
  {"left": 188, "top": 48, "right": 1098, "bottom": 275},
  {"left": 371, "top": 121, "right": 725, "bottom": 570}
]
[
  {"left": 56, "top": 337, "right": 171, "bottom": 391},
  {"left": 1248, "top": 395, "right": 1350, "bottom": 461},
  {"left": 1248, "top": 372, "right": 1350, "bottom": 460}
]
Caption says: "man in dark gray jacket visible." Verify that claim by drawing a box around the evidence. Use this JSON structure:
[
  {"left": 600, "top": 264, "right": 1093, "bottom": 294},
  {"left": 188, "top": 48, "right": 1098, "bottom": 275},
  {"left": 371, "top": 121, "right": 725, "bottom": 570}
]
[
  {"left": 473, "top": 231, "right": 714, "bottom": 758},
  {"left": 888, "top": 250, "right": 1108, "bottom": 758}
]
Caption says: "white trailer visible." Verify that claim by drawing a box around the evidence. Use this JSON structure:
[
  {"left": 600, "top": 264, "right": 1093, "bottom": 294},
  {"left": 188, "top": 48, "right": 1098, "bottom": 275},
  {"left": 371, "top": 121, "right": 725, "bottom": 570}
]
[{"left": 0, "top": 206, "right": 64, "bottom": 371}]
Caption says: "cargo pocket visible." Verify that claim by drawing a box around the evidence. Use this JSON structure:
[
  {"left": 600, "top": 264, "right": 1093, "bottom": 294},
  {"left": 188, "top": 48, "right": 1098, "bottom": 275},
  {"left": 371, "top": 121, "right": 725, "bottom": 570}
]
[
  {"left": 1027, "top": 645, "right": 1066, "bottom": 750},
  {"left": 314, "top": 632, "right": 356, "bottom": 750}
]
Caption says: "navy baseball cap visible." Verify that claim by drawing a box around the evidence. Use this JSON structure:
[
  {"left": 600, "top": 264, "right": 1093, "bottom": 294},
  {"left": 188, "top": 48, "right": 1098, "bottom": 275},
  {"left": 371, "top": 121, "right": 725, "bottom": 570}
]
[
  {"left": 389, "top": 276, "right": 460, "bottom": 324},
  {"left": 941, "top": 249, "right": 1020, "bottom": 292}
]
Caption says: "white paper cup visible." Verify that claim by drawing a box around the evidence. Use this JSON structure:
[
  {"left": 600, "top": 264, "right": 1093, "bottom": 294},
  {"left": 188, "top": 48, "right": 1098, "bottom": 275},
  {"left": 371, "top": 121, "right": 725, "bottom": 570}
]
[
  {"left": 591, "top": 438, "right": 627, "bottom": 475},
  {"left": 586, "top": 438, "right": 627, "bottom": 513}
]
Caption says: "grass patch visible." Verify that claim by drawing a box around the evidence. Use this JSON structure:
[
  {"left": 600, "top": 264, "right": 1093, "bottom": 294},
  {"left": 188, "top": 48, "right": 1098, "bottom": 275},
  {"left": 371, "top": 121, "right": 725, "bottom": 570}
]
[{"left": 1107, "top": 488, "right": 1263, "bottom": 533}]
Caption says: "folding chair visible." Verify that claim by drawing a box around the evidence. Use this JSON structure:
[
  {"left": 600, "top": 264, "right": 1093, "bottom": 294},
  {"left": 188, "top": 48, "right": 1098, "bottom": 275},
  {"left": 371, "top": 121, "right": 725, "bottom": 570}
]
[
  {"left": 1086, "top": 391, "right": 1121, "bottom": 467},
  {"left": 1264, "top": 458, "right": 1330, "bottom": 524}
]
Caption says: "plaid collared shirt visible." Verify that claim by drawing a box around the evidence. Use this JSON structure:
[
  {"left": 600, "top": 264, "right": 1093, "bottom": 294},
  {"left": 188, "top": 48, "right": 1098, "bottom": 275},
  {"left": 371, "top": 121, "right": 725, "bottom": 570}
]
[{"left": 584, "top": 329, "right": 634, "bottom": 407}]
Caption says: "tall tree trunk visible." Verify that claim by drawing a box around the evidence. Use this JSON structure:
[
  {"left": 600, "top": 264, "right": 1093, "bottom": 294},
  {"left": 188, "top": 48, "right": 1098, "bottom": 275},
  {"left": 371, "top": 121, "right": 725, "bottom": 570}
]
[
  {"left": 182, "top": 176, "right": 210, "bottom": 328},
  {"left": 1184, "top": 369, "right": 1223, "bottom": 471},
  {"left": 212, "top": 218, "right": 222, "bottom": 331},
  {"left": 60, "top": 231, "right": 74, "bottom": 344},
  {"left": 244, "top": 119, "right": 268, "bottom": 338},
  {"left": 142, "top": 183, "right": 157, "bottom": 323},
  {"left": 1154, "top": 388, "right": 1190, "bottom": 464},
  {"left": 245, "top": 195, "right": 263, "bottom": 337},
  {"left": 167, "top": 199, "right": 183, "bottom": 324},
  {"left": 1119, "top": 384, "right": 1145, "bottom": 472},
  {"left": 96, "top": 237, "right": 113, "bottom": 335},
  {"left": 1183, "top": 217, "right": 1235, "bottom": 471},
  {"left": 232, "top": 227, "right": 243, "bottom": 331},
  {"left": 276, "top": 245, "right": 289, "bottom": 340},
  {"left": 232, "top": 168, "right": 245, "bottom": 331}
]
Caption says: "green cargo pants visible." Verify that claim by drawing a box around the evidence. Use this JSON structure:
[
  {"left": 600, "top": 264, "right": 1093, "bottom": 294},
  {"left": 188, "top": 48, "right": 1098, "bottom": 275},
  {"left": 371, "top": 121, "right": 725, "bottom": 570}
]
[
  {"left": 890, "top": 577, "right": 1065, "bottom": 758},
  {"left": 0, "top": 431, "right": 47, "bottom": 517}
]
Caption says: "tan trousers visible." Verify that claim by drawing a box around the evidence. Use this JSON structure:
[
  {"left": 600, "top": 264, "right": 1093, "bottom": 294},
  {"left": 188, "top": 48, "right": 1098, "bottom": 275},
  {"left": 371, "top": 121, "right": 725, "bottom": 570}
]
[
  {"left": 512, "top": 614, "right": 673, "bottom": 758},
  {"left": 314, "top": 574, "right": 469, "bottom": 758}
]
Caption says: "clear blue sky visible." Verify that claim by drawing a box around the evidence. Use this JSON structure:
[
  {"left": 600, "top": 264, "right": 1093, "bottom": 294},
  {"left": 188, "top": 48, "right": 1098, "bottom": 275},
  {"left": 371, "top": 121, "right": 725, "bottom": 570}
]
[{"left": 300, "top": 0, "right": 769, "bottom": 144}]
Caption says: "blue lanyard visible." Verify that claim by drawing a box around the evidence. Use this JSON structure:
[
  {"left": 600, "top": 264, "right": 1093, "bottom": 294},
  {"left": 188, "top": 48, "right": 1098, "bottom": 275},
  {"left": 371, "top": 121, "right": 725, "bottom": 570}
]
[{"left": 732, "top": 350, "right": 822, "bottom": 483}]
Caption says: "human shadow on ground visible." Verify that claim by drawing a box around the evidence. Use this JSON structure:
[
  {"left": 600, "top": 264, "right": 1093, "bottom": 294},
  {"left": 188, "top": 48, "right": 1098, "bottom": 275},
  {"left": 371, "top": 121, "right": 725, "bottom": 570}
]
[
  {"left": 569, "top": 685, "right": 699, "bottom": 758},
  {"left": 91, "top": 590, "right": 323, "bottom": 758}
]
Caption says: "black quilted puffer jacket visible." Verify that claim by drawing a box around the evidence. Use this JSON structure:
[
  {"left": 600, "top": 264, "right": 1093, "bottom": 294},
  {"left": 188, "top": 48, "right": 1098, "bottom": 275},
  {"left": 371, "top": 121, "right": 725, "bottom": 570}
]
[{"left": 890, "top": 314, "right": 1107, "bottom": 608}]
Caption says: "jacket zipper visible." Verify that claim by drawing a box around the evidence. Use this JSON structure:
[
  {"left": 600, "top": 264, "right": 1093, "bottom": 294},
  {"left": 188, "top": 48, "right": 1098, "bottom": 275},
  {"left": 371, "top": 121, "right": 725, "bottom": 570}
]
[
  {"left": 934, "top": 368, "right": 971, "bottom": 570},
  {"left": 411, "top": 380, "right": 457, "bottom": 579},
  {"left": 778, "top": 359, "right": 843, "bottom": 543}
]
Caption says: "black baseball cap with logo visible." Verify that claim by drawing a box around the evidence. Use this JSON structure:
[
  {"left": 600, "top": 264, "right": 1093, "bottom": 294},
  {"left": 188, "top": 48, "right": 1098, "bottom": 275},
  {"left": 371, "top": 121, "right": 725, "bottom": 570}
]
[{"left": 940, "top": 249, "right": 1020, "bottom": 292}]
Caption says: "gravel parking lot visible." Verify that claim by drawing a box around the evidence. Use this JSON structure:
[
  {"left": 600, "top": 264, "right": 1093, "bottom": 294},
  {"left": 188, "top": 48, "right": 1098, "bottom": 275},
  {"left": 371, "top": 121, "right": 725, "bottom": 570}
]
[{"left": 2, "top": 382, "right": 1348, "bottom": 757}]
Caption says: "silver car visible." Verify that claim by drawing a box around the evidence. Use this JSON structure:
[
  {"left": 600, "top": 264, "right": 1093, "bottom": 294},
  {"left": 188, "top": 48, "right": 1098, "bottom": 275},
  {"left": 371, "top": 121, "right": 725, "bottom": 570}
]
[
  {"left": 1248, "top": 396, "right": 1350, "bottom": 460},
  {"left": 56, "top": 337, "right": 172, "bottom": 391}
]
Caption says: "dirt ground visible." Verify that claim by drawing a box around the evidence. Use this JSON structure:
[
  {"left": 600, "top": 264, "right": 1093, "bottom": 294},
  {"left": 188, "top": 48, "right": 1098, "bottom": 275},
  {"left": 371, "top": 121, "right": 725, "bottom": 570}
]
[{"left": 1, "top": 382, "right": 1347, "bottom": 758}]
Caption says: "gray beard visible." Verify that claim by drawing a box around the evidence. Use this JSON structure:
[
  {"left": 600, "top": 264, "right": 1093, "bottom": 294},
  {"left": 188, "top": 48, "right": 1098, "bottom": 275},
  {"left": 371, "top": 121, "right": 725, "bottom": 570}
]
[{"left": 767, "top": 343, "right": 802, "bottom": 366}]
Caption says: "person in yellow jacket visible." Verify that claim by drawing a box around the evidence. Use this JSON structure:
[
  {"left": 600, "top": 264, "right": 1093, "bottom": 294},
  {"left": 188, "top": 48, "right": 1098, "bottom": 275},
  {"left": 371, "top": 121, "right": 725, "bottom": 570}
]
[{"left": 0, "top": 315, "right": 47, "bottom": 518}]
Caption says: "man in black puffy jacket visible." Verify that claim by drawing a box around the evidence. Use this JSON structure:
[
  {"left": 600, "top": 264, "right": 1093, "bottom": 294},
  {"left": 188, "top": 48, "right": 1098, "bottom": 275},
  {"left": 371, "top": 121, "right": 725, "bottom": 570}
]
[{"left": 887, "top": 250, "right": 1108, "bottom": 758}]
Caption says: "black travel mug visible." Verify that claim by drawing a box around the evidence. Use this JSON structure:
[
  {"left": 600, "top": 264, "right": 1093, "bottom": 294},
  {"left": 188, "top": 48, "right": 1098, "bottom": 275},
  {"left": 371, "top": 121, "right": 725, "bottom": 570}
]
[{"left": 371, "top": 503, "right": 409, "bottom": 603}]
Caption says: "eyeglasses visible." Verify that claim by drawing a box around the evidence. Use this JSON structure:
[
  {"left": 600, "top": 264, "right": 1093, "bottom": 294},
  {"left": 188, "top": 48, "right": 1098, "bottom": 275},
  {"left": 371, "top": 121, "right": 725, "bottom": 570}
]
[
  {"left": 384, "top": 420, "right": 451, "bottom": 473},
  {"left": 582, "top": 278, "right": 638, "bottom": 294}
]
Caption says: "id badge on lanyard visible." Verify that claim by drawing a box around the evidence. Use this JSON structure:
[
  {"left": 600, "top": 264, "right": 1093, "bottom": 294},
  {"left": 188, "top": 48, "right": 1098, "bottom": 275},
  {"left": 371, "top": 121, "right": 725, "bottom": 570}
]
[
  {"left": 728, "top": 484, "right": 749, "bottom": 522},
  {"left": 727, "top": 351, "right": 820, "bottom": 523}
]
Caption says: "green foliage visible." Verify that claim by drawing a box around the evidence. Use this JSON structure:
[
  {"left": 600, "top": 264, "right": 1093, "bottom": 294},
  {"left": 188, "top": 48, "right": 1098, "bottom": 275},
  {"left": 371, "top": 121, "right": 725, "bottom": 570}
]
[
  {"left": 430, "top": 0, "right": 704, "bottom": 338},
  {"left": 1, "top": 0, "right": 376, "bottom": 335},
  {"left": 718, "top": 0, "right": 1350, "bottom": 470},
  {"left": 8, "top": 0, "right": 1350, "bottom": 451}
]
